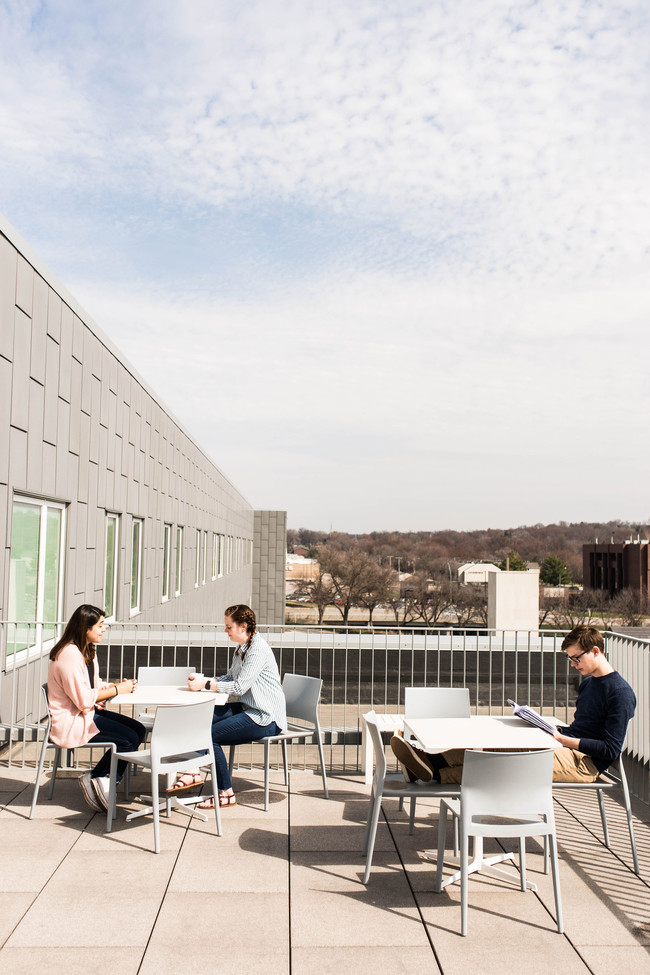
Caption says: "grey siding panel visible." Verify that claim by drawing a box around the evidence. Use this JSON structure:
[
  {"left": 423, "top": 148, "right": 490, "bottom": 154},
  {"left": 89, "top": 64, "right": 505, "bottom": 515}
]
[
  {"left": 11, "top": 309, "right": 31, "bottom": 433},
  {"left": 0, "top": 357, "right": 11, "bottom": 484},
  {"left": 26, "top": 379, "right": 44, "bottom": 494},
  {"left": 9, "top": 426, "right": 27, "bottom": 489},
  {"left": 15, "top": 255, "right": 33, "bottom": 316},
  {"left": 0, "top": 234, "right": 17, "bottom": 361},
  {"left": 58, "top": 306, "right": 73, "bottom": 403},
  {"left": 46, "top": 289, "right": 62, "bottom": 342},
  {"left": 30, "top": 275, "right": 48, "bottom": 385},
  {"left": 42, "top": 441, "right": 56, "bottom": 497},
  {"left": 43, "top": 335, "right": 59, "bottom": 446}
]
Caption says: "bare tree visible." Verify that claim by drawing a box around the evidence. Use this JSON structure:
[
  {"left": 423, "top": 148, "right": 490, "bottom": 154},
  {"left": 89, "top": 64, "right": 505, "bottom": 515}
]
[
  {"left": 290, "top": 573, "right": 336, "bottom": 624},
  {"left": 609, "top": 588, "right": 645, "bottom": 626},
  {"left": 318, "top": 546, "right": 381, "bottom": 625},
  {"left": 407, "top": 571, "right": 449, "bottom": 627},
  {"left": 359, "top": 564, "right": 400, "bottom": 624}
]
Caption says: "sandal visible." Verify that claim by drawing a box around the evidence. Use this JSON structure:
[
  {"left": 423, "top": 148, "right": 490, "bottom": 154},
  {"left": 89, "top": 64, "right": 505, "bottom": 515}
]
[
  {"left": 197, "top": 793, "right": 237, "bottom": 809},
  {"left": 167, "top": 771, "right": 205, "bottom": 794}
]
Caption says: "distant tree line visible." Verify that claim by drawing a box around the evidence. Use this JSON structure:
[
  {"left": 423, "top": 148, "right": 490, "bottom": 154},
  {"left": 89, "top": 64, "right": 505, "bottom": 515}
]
[
  {"left": 287, "top": 521, "right": 650, "bottom": 627},
  {"left": 287, "top": 519, "right": 650, "bottom": 586}
]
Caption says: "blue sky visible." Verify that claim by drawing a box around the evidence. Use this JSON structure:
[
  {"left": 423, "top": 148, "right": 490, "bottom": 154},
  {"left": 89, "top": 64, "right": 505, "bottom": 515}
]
[{"left": 1, "top": 0, "right": 649, "bottom": 532}]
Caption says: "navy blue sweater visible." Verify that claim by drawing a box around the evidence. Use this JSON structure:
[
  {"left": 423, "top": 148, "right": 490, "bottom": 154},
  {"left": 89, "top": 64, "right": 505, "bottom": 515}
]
[{"left": 560, "top": 671, "right": 636, "bottom": 772}]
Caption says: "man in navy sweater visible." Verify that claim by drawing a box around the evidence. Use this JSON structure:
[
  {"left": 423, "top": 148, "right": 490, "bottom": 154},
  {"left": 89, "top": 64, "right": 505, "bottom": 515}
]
[
  {"left": 392, "top": 625, "right": 636, "bottom": 784},
  {"left": 550, "top": 624, "right": 636, "bottom": 781}
]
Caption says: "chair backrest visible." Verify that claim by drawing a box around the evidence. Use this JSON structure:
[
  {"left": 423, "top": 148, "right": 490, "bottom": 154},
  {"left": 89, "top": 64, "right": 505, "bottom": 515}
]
[
  {"left": 363, "top": 711, "right": 387, "bottom": 782},
  {"left": 138, "top": 666, "right": 194, "bottom": 685},
  {"left": 150, "top": 698, "right": 215, "bottom": 759},
  {"left": 282, "top": 673, "right": 322, "bottom": 724},
  {"left": 461, "top": 749, "right": 555, "bottom": 822},
  {"left": 405, "top": 687, "right": 470, "bottom": 719}
]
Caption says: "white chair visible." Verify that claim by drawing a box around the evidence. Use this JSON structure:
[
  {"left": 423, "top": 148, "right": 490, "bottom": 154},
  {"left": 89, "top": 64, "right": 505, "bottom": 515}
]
[
  {"left": 106, "top": 697, "right": 220, "bottom": 853},
  {"left": 398, "top": 687, "right": 470, "bottom": 819},
  {"left": 435, "top": 749, "right": 563, "bottom": 936},
  {"left": 29, "top": 683, "right": 129, "bottom": 819},
  {"left": 553, "top": 753, "right": 640, "bottom": 873},
  {"left": 227, "top": 673, "right": 329, "bottom": 812},
  {"left": 404, "top": 686, "right": 471, "bottom": 719},
  {"left": 362, "top": 710, "right": 461, "bottom": 884},
  {"left": 136, "top": 666, "right": 195, "bottom": 730}
]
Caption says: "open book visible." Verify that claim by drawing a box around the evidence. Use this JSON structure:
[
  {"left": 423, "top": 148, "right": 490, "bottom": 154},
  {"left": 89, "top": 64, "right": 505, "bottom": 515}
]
[{"left": 507, "top": 699, "right": 558, "bottom": 736}]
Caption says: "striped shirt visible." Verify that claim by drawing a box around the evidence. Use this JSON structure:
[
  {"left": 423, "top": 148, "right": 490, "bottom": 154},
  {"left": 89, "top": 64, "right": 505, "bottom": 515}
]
[{"left": 216, "top": 633, "right": 286, "bottom": 729}]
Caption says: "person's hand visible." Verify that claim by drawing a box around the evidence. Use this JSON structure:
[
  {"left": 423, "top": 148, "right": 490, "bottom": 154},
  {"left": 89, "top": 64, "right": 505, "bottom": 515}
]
[
  {"left": 118, "top": 678, "right": 137, "bottom": 694},
  {"left": 187, "top": 674, "right": 207, "bottom": 692}
]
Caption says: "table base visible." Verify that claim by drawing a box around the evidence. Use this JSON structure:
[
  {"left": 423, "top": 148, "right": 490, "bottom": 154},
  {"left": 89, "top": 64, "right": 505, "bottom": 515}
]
[
  {"left": 423, "top": 839, "right": 538, "bottom": 892},
  {"left": 127, "top": 793, "right": 211, "bottom": 823}
]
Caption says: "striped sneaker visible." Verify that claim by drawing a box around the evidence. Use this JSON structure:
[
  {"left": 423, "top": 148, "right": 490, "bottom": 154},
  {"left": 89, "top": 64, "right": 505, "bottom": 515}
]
[{"left": 79, "top": 772, "right": 102, "bottom": 811}]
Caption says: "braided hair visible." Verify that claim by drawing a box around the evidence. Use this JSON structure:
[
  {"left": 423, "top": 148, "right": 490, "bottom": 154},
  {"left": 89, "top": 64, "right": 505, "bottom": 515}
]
[{"left": 225, "top": 604, "right": 257, "bottom": 657}]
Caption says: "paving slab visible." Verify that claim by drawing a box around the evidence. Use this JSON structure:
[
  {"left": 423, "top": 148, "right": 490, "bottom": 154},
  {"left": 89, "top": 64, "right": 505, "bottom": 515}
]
[
  {"left": 292, "top": 945, "right": 441, "bottom": 975},
  {"left": 138, "top": 891, "right": 289, "bottom": 975},
  {"left": 0, "top": 946, "right": 142, "bottom": 975}
]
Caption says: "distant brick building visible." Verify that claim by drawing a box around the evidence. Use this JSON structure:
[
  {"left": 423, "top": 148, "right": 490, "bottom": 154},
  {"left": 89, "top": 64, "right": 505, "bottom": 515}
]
[{"left": 583, "top": 540, "right": 650, "bottom": 601}]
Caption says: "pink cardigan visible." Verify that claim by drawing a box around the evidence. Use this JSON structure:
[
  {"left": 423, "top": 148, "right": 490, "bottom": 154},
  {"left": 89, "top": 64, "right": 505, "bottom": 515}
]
[{"left": 47, "top": 644, "right": 108, "bottom": 748}]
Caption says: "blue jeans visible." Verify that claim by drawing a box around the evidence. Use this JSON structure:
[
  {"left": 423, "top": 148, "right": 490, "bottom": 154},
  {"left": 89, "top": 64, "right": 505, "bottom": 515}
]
[
  {"left": 211, "top": 703, "right": 281, "bottom": 791},
  {"left": 90, "top": 709, "right": 146, "bottom": 781}
]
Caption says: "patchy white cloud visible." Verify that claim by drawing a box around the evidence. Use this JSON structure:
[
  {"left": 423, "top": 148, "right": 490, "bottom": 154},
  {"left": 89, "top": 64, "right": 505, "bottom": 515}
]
[{"left": 1, "top": 0, "right": 649, "bottom": 529}]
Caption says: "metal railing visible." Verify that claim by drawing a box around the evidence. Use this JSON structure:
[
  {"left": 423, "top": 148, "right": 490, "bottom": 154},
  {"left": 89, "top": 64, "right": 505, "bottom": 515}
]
[{"left": 1, "top": 621, "right": 648, "bottom": 797}]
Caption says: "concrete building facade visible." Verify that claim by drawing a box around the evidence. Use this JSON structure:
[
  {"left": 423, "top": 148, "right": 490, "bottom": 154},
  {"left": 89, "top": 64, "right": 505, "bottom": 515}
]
[{"left": 0, "top": 214, "right": 286, "bottom": 670}]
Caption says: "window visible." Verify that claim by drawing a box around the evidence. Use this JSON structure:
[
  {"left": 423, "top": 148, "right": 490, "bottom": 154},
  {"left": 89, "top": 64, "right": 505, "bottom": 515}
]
[
  {"left": 202, "top": 530, "right": 208, "bottom": 585},
  {"left": 212, "top": 533, "right": 218, "bottom": 580},
  {"left": 216, "top": 533, "right": 224, "bottom": 577},
  {"left": 8, "top": 496, "right": 65, "bottom": 654},
  {"left": 162, "top": 523, "right": 172, "bottom": 601},
  {"left": 175, "top": 526, "right": 183, "bottom": 596},
  {"left": 226, "top": 535, "right": 233, "bottom": 574},
  {"left": 130, "top": 518, "right": 143, "bottom": 615},
  {"left": 195, "top": 529, "right": 201, "bottom": 588},
  {"left": 104, "top": 513, "right": 119, "bottom": 619}
]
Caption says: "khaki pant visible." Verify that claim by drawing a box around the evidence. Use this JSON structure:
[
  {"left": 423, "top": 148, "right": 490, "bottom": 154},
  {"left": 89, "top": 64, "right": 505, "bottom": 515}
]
[{"left": 437, "top": 747, "right": 599, "bottom": 784}]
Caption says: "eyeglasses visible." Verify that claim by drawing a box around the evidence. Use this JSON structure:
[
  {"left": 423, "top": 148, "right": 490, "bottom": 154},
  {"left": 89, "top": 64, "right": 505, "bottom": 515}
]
[{"left": 563, "top": 649, "right": 590, "bottom": 665}]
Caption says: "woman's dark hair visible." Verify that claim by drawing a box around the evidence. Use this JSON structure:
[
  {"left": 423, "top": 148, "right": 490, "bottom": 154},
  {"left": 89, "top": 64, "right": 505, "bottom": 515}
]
[
  {"left": 225, "top": 604, "right": 256, "bottom": 655},
  {"left": 49, "top": 604, "right": 104, "bottom": 664}
]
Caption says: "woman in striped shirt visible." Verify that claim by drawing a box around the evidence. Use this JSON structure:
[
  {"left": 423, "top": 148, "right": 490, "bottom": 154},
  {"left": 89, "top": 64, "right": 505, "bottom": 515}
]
[{"left": 169, "top": 604, "right": 286, "bottom": 808}]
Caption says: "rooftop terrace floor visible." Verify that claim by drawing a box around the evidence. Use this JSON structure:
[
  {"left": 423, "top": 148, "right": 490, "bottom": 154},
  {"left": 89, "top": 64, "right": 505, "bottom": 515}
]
[{"left": 1, "top": 752, "right": 649, "bottom": 975}]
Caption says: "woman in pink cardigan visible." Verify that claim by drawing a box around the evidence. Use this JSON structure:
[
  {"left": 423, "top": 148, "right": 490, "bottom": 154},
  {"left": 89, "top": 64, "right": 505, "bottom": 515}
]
[{"left": 48, "top": 604, "right": 145, "bottom": 812}]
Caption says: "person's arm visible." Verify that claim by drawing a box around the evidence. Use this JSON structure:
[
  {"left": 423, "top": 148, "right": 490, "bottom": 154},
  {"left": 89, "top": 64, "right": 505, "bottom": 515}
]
[{"left": 216, "top": 641, "right": 267, "bottom": 697}]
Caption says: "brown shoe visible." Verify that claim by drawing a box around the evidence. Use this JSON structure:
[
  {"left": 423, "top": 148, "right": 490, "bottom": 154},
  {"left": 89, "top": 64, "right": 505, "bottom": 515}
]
[{"left": 390, "top": 736, "right": 433, "bottom": 782}]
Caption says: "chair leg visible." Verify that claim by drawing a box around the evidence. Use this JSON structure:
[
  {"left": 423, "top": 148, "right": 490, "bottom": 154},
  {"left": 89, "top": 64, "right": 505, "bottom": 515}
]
[
  {"left": 618, "top": 763, "right": 640, "bottom": 874},
  {"left": 363, "top": 787, "right": 384, "bottom": 884},
  {"left": 315, "top": 724, "right": 329, "bottom": 799},
  {"left": 107, "top": 752, "right": 119, "bottom": 831},
  {"left": 435, "top": 803, "right": 449, "bottom": 893},
  {"left": 362, "top": 782, "right": 377, "bottom": 856},
  {"left": 29, "top": 739, "right": 53, "bottom": 819},
  {"left": 597, "top": 788, "right": 610, "bottom": 847},
  {"left": 264, "top": 739, "right": 271, "bottom": 811},
  {"left": 548, "top": 832, "right": 564, "bottom": 933},
  {"left": 518, "top": 838, "right": 527, "bottom": 891},
  {"left": 228, "top": 743, "right": 235, "bottom": 775},
  {"left": 460, "top": 827, "right": 469, "bottom": 936},
  {"left": 47, "top": 745, "right": 61, "bottom": 800},
  {"left": 151, "top": 769, "right": 161, "bottom": 854},
  {"left": 408, "top": 797, "right": 417, "bottom": 834},
  {"left": 208, "top": 759, "right": 221, "bottom": 836},
  {"left": 281, "top": 739, "right": 289, "bottom": 786}
]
